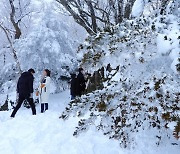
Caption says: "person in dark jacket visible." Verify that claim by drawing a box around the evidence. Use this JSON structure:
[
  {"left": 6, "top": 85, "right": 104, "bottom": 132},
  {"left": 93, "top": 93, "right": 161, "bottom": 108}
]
[
  {"left": 76, "top": 68, "right": 86, "bottom": 97},
  {"left": 70, "top": 73, "right": 77, "bottom": 100},
  {"left": 10, "top": 69, "right": 36, "bottom": 118}
]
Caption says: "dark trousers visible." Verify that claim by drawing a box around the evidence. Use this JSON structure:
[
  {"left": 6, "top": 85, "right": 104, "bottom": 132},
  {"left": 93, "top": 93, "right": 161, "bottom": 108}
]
[
  {"left": 76, "top": 91, "right": 82, "bottom": 97},
  {"left": 11, "top": 95, "right": 36, "bottom": 117},
  {"left": 41, "top": 103, "right": 48, "bottom": 113},
  {"left": 71, "top": 95, "right": 76, "bottom": 100}
]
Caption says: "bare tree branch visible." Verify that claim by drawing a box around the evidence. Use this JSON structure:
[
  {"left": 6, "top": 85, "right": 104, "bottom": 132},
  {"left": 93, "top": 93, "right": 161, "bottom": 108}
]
[
  {"left": 56, "top": 0, "right": 95, "bottom": 34},
  {"left": 55, "top": 0, "right": 137, "bottom": 34},
  {"left": 17, "top": 11, "right": 32, "bottom": 23}
]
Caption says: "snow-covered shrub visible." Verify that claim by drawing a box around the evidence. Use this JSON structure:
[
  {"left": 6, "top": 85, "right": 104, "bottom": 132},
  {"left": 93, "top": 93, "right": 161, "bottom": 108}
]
[
  {"left": 61, "top": 68, "right": 180, "bottom": 147},
  {"left": 60, "top": 11, "right": 180, "bottom": 147}
]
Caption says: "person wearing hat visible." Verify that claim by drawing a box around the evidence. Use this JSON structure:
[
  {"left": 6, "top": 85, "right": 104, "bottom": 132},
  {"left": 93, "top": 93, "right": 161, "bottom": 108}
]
[
  {"left": 11, "top": 68, "right": 36, "bottom": 118},
  {"left": 76, "top": 68, "right": 86, "bottom": 97}
]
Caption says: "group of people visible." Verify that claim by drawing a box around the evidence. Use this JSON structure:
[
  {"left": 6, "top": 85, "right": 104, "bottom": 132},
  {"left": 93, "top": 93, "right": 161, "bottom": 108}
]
[
  {"left": 10, "top": 67, "right": 86, "bottom": 118},
  {"left": 10, "top": 69, "right": 51, "bottom": 118}
]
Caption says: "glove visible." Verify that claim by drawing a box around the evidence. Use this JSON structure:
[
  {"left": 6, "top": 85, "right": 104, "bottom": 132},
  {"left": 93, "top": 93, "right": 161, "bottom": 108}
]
[{"left": 36, "top": 91, "right": 39, "bottom": 96}]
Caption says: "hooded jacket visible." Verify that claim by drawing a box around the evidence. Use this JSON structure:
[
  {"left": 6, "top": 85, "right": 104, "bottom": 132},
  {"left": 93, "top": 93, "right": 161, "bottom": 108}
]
[
  {"left": 17, "top": 72, "right": 34, "bottom": 97},
  {"left": 76, "top": 72, "right": 86, "bottom": 96}
]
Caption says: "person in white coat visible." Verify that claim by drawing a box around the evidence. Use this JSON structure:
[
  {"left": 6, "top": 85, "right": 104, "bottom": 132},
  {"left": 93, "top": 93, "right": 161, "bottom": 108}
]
[{"left": 36, "top": 69, "right": 51, "bottom": 113}]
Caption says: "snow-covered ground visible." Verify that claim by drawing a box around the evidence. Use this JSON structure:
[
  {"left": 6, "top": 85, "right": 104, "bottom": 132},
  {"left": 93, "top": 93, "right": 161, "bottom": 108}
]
[
  {"left": 0, "top": 91, "right": 179, "bottom": 154},
  {"left": 0, "top": 91, "right": 120, "bottom": 154}
]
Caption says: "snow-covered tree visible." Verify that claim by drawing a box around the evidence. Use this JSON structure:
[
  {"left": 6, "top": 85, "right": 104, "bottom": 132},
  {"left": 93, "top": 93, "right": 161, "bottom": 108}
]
[
  {"left": 0, "top": 0, "right": 86, "bottom": 107},
  {"left": 60, "top": 0, "right": 180, "bottom": 148},
  {"left": 0, "top": 0, "right": 35, "bottom": 73},
  {"left": 55, "top": 0, "right": 137, "bottom": 34},
  {"left": 14, "top": 3, "right": 79, "bottom": 92}
]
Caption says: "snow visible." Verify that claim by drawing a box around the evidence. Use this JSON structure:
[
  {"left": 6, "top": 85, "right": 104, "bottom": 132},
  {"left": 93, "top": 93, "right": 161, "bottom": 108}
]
[
  {"left": 156, "top": 18, "right": 180, "bottom": 74},
  {"left": 168, "top": 122, "right": 177, "bottom": 131},
  {"left": 156, "top": 34, "right": 172, "bottom": 54},
  {"left": 0, "top": 91, "right": 119, "bottom": 154},
  {"left": 0, "top": 91, "right": 180, "bottom": 154},
  {"left": 0, "top": 94, "right": 7, "bottom": 106},
  {"left": 0, "top": 0, "right": 180, "bottom": 153},
  {"left": 171, "top": 57, "right": 179, "bottom": 74},
  {"left": 131, "top": 0, "right": 145, "bottom": 17}
]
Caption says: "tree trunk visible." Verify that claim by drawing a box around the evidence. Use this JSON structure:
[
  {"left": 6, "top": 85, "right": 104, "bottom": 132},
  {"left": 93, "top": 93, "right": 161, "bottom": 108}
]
[
  {"left": 9, "top": 0, "right": 22, "bottom": 39},
  {"left": 85, "top": 0, "right": 97, "bottom": 33},
  {"left": 117, "top": 0, "right": 123, "bottom": 23},
  {"left": 56, "top": 0, "right": 94, "bottom": 34},
  {"left": 124, "top": 0, "right": 136, "bottom": 19},
  {"left": 0, "top": 24, "right": 22, "bottom": 74}
]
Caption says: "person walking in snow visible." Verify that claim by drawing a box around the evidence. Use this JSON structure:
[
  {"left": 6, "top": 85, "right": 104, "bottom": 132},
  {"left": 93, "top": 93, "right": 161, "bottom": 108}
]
[
  {"left": 76, "top": 68, "right": 86, "bottom": 97},
  {"left": 70, "top": 73, "right": 77, "bottom": 100},
  {"left": 10, "top": 69, "right": 36, "bottom": 118},
  {"left": 36, "top": 69, "right": 51, "bottom": 113}
]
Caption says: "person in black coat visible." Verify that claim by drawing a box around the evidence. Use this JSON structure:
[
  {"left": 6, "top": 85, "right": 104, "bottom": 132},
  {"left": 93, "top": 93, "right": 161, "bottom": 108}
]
[
  {"left": 11, "top": 69, "right": 36, "bottom": 118},
  {"left": 76, "top": 68, "right": 86, "bottom": 97},
  {"left": 70, "top": 73, "right": 77, "bottom": 100}
]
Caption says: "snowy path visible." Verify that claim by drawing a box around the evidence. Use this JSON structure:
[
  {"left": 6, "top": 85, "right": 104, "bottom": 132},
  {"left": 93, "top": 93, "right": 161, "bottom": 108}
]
[{"left": 0, "top": 91, "right": 120, "bottom": 154}]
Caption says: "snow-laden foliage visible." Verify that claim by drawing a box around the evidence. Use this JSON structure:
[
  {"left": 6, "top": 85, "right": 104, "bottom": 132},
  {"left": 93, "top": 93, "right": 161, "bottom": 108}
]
[
  {"left": 60, "top": 4, "right": 180, "bottom": 148},
  {"left": 14, "top": 6, "right": 78, "bottom": 92},
  {"left": 0, "top": 0, "right": 85, "bottom": 106},
  {"left": 131, "top": 0, "right": 145, "bottom": 17}
]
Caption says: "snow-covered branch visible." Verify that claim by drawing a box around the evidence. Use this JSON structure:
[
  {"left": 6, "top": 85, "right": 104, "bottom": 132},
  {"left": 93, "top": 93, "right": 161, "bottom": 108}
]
[{"left": 0, "top": 23, "right": 22, "bottom": 73}]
